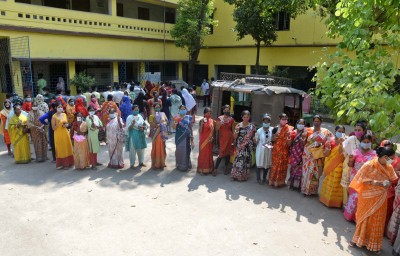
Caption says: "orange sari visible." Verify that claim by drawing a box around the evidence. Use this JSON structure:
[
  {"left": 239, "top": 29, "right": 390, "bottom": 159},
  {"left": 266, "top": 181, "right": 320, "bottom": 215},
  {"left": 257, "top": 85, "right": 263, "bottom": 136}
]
[
  {"left": 350, "top": 157, "right": 398, "bottom": 252},
  {"left": 197, "top": 118, "right": 214, "bottom": 174},
  {"left": 100, "top": 101, "right": 120, "bottom": 126},
  {"left": 269, "top": 124, "right": 292, "bottom": 187}
]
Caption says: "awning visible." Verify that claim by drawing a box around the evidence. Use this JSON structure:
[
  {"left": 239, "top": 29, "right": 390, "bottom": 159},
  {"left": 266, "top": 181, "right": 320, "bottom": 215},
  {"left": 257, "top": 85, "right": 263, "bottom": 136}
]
[{"left": 258, "top": 86, "right": 306, "bottom": 96}]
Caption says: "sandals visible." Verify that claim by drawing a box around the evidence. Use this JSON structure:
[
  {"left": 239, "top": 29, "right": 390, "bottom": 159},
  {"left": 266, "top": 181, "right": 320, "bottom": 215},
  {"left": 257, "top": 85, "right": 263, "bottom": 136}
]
[{"left": 224, "top": 167, "right": 230, "bottom": 175}]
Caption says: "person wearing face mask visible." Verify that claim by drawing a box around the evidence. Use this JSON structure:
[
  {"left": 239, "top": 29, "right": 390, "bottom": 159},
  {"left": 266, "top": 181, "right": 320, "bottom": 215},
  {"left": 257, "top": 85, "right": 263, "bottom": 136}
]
[
  {"left": 39, "top": 101, "right": 58, "bottom": 162},
  {"left": 149, "top": 102, "right": 168, "bottom": 170},
  {"left": 86, "top": 105, "right": 103, "bottom": 169},
  {"left": 301, "top": 115, "right": 333, "bottom": 196},
  {"left": 51, "top": 102, "right": 74, "bottom": 170},
  {"left": 88, "top": 94, "right": 100, "bottom": 112},
  {"left": 119, "top": 95, "right": 133, "bottom": 123},
  {"left": 319, "top": 125, "right": 346, "bottom": 208},
  {"left": 269, "top": 113, "right": 293, "bottom": 187},
  {"left": 27, "top": 101, "right": 47, "bottom": 162},
  {"left": 71, "top": 112, "right": 90, "bottom": 170},
  {"left": 125, "top": 105, "right": 148, "bottom": 169},
  {"left": 197, "top": 107, "right": 215, "bottom": 175},
  {"left": 169, "top": 89, "right": 182, "bottom": 133},
  {"left": 213, "top": 105, "right": 235, "bottom": 176},
  {"left": 287, "top": 119, "right": 309, "bottom": 190},
  {"left": 22, "top": 95, "right": 32, "bottom": 112},
  {"left": 66, "top": 98, "right": 76, "bottom": 125},
  {"left": 8, "top": 105, "right": 31, "bottom": 164},
  {"left": 231, "top": 110, "right": 255, "bottom": 181},
  {"left": 343, "top": 134, "right": 376, "bottom": 221},
  {"left": 106, "top": 108, "right": 125, "bottom": 169},
  {"left": 348, "top": 146, "right": 397, "bottom": 254},
  {"left": 341, "top": 123, "right": 367, "bottom": 205},
  {"left": 0, "top": 100, "right": 12, "bottom": 155},
  {"left": 101, "top": 94, "right": 121, "bottom": 126},
  {"left": 254, "top": 114, "right": 273, "bottom": 184},
  {"left": 174, "top": 105, "right": 193, "bottom": 171}
]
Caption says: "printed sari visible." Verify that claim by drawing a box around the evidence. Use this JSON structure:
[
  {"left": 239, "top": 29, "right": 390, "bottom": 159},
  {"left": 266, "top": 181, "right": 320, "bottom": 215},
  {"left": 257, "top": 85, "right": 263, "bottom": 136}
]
[
  {"left": 288, "top": 129, "right": 307, "bottom": 189},
  {"left": 100, "top": 101, "right": 120, "bottom": 126},
  {"left": 175, "top": 115, "right": 193, "bottom": 171},
  {"left": 106, "top": 117, "right": 125, "bottom": 169},
  {"left": 197, "top": 118, "right": 214, "bottom": 174},
  {"left": 387, "top": 184, "right": 400, "bottom": 245},
  {"left": 319, "top": 139, "right": 344, "bottom": 208},
  {"left": 149, "top": 112, "right": 168, "bottom": 169},
  {"left": 72, "top": 121, "right": 90, "bottom": 170},
  {"left": 350, "top": 158, "right": 397, "bottom": 252},
  {"left": 27, "top": 109, "right": 48, "bottom": 162},
  {"left": 231, "top": 123, "right": 255, "bottom": 181},
  {"left": 269, "top": 124, "right": 292, "bottom": 187},
  {"left": 0, "top": 107, "right": 11, "bottom": 148},
  {"left": 8, "top": 114, "right": 31, "bottom": 164}
]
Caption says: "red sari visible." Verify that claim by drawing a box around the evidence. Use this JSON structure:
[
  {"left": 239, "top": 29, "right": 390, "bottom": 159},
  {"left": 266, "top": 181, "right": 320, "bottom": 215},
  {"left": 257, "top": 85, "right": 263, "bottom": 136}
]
[
  {"left": 100, "top": 101, "right": 120, "bottom": 126},
  {"left": 197, "top": 118, "right": 214, "bottom": 174},
  {"left": 216, "top": 115, "right": 234, "bottom": 158},
  {"left": 269, "top": 124, "right": 292, "bottom": 187}
]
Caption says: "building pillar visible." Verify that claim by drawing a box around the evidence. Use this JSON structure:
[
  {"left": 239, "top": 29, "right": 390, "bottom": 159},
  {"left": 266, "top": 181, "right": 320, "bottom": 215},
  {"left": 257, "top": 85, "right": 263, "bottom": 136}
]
[
  {"left": 208, "top": 64, "right": 215, "bottom": 80},
  {"left": 178, "top": 62, "right": 183, "bottom": 80},
  {"left": 139, "top": 62, "right": 145, "bottom": 86},
  {"left": 245, "top": 65, "right": 251, "bottom": 75},
  {"left": 112, "top": 61, "right": 119, "bottom": 83},
  {"left": 109, "top": 0, "right": 117, "bottom": 16},
  {"left": 11, "top": 60, "right": 23, "bottom": 96},
  {"left": 67, "top": 60, "right": 76, "bottom": 95},
  {"left": 7, "top": 0, "right": 15, "bottom": 3}
]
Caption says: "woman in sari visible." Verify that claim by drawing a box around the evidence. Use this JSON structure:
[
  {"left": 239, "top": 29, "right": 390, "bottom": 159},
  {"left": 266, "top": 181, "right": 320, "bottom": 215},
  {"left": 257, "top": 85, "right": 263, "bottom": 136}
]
[
  {"left": 349, "top": 146, "right": 397, "bottom": 254},
  {"left": 197, "top": 107, "right": 214, "bottom": 175},
  {"left": 174, "top": 105, "right": 193, "bottom": 171},
  {"left": 120, "top": 95, "right": 132, "bottom": 123},
  {"left": 214, "top": 105, "right": 235, "bottom": 176},
  {"left": 319, "top": 125, "right": 346, "bottom": 208},
  {"left": 36, "top": 94, "right": 49, "bottom": 113},
  {"left": 169, "top": 89, "right": 182, "bottom": 133},
  {"left": 8, "top": 105, "right": 31, "bottom": 164},
  {"left": 301, "top": 115, "right": 333, "bottom": 196},
  {"left": 231, "top": 110, "right": 255, "bottom": 182},
  {"left": 86, "top": 105, "right": 103, "bottom": 169},
  {"left": 72, "top": 112, "right": 90, "bottom": 170},
  {"left": 288, "top": 119, "right": 308, "bottom": 190},
  {"left": 39, "top": 102, "right": 57, "bottom": 162},
  {"left": 106, "top": 108, "right": 125, "bottom": 169},
  {"left": 343, "top": 134, "right": 376, "bottom": 221},
  {"left": 149, "top": 102, "right": 168, "bottom": 169},
  {"left": 27, "top": 101, "right": 47, "bottom": 162},
  {"left": 126, "top": 105, "right": 148, "bottom": 168},
  {"left": 269, "top": 113, "right": 293, "bottom": 187},
  {"left": 66, "top": 98, "right": 76, "bottom": 125},
  {"left": 101, "top": 94, "right": 120, "bottom": 126},
  {"left": 0, "top": 100, "right": 12, "bottom": 155},
  {"left": 51, "top": 102, "right": 74, "bottom": 169},
  {"left": 388, "top": 184, "right": 400, "bottom": 245},
  {"left": 88, "top": 94, "right": 100, "bottom": 112},
  {"left": 341, "top": 123, "right": 367, "bottom": 206},
  {"left": 75, "top": 97, "right": 88, "bottom": 118}
]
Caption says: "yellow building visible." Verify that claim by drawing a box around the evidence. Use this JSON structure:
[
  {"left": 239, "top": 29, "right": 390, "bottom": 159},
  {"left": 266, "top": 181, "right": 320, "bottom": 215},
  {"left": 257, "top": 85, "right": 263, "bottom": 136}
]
[{"left": 2, "top": 0, "right": 395, "bottom": 101}]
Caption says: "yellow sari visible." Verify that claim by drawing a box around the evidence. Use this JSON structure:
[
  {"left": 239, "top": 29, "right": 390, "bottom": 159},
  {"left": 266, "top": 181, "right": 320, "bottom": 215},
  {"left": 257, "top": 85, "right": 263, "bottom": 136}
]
[
  {"left": 320, "top": 143, "right": 344, "bottom": 208},
  {"left": 9, "top": 114, "right": 31, "bottom": 164},
  {"left": 52, "top": 113, "right": 74, "bottom": 168}
]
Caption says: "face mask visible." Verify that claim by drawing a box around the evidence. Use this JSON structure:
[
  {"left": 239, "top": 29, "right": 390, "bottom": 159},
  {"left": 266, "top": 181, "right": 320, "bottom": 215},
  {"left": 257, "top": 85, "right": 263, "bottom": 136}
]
[
  {"left": 155, "top": 108, "right": 160, "bottom": 112},
  {"left": 263, "top": 122, "right": 270, "bottom": 128},
  {"left": 360, "top": 142, "right": 371, "bottom": 149},
  {"left": 224, "top": 111, "right": 230, "bottom": 116},
  {"left": 205, "top": 113, "right": 211, "bottom": 118},
  {"left": 57, "top": 108, "right": 63, "bottom": 113},
  {"left": 69, "top": 102, "right": 74, "bottom": 106},
  {"left": 336, "top": 132, "right": 343, "bottom": 138},
  {"left": 26, "top": 98, "right": 31, "bottom": 102},
  {"left": 32, "top": 107, "right": 38, "bottom": 111},
  {"left": 5, "top": 105, "right": 10, "bottom": 109},
  {"left": 280, "top": 119, "right": 288, "bottom": 126},
  {"left": 109, "top": 113, "right": 116, "bottom": 119},
  {"left": 297, "top": 124, "right": 305, "bottom": 130},
  {"left": 89, "top": 111, "right": 95, "bottom": 116},
  {"left": 133, "top": 110, "right": 139, "bottom": 116},
  {"left": 386, "top": 158, "right": 394, "bottom": 165},
  {"left": 354, "top": 131, "right": 364, "bottom": 138},
  {"left": 179, "top": 110, "right": 186, "bottom": 116},
  {"left": 91, "top": 98, "right": 97, "bottom": 102}
]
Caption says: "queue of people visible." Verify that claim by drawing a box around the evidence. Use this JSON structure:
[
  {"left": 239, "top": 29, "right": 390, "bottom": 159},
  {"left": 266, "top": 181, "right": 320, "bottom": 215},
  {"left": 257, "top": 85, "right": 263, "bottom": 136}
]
[{"left": 1, "top": 82, "right": 400, "bottom": 255}]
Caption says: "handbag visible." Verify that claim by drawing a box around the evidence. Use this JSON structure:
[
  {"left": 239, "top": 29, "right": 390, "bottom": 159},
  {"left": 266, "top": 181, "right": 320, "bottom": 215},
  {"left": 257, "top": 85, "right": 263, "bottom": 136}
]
[
  {"left": 309, "top": 146, "right": 324, "bottom": 159},
  {"left": 117, "top": 129, "right": 127, "bottom": 143}
]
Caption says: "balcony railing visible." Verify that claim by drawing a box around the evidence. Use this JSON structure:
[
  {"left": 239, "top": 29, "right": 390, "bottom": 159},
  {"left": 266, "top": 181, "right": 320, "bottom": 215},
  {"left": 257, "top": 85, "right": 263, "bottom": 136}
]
[{"left": 0, "top": 2, "right": 173, "bottom": 41}]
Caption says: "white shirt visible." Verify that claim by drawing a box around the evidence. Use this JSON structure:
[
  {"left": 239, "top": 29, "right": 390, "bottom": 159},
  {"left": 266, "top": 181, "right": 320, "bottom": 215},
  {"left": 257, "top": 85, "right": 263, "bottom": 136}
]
[
  {"left": 113, "top": 90, "right": 124, "bottom": 104},
  {"left": 201, "top": 82, "right": 210, "bottom": 95},
  {"left": 102, "top": 91, "right": 114, "bottom": 101}
]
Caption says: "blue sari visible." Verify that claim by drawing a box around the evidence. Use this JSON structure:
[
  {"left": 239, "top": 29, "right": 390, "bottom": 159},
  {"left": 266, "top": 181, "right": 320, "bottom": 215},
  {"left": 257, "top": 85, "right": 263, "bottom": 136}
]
[{"left": 175, "top": 115, "right": 192, "bottom": 171}]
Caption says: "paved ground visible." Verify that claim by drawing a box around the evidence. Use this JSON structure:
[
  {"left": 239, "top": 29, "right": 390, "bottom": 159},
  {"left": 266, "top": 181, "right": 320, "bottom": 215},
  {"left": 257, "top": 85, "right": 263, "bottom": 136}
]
[{"left": 0, "top": 111, "right": 393, "bottom": 256}]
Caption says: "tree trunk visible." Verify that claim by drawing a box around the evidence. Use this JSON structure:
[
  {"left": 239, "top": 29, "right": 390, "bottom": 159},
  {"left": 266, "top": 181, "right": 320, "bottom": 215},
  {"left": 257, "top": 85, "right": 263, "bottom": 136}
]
[
  {"left": 255, "top": 40, "right": 261, "bottom": 75},
  {"left": 188, "top": 49, "right": 201, "bottom": 85}
]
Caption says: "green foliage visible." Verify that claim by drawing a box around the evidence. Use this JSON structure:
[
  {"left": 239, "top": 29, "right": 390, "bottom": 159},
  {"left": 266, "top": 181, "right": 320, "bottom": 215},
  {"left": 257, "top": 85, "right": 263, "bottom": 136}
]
[
  {"left": 313, "top": 0, "right": 400, "bottom": 139},
  {"left": 70, "top": 72, "right": 95, "bottom": 92},
  {"left": 171, "top": 0, "right": 217, "bottom": 59}
]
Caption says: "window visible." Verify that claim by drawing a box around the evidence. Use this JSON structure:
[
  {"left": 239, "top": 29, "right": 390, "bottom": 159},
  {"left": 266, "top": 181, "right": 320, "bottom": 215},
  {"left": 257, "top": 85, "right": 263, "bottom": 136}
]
[
  {"left": 16, "top": 0, "right": 31, "bottom": 3},
  {"left": 138, "top": 7, "right": 150, "bottom": 20},
  {"left": 165, "top": 8, "right": 175, "bottom": 24},
  {"left": 42, "top": 0, "right": 69, "bottom": 9},
  {"left": 117, "top": 3, "right": 123, "bottom": 17},
  {"left": 208, "top": 10, "right": 215, "bottom": 34},
  {"left": 275, "top": 11, "right": 290, "bottom": 31}
]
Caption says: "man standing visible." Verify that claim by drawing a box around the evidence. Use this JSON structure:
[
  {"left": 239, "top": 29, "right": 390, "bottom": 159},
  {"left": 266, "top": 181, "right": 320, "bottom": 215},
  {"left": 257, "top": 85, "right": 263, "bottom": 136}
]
[
  {"left": 37, "top": 74, "right": 47, "bottom": 95},
  {"left": 102, "top": 85, "right": 114, "bottom": 102},
  {"left": 201, "top": 78, "right": 210, "bottom": 107},
  {"left": 92, "top": 86, "right": 101, "bottom": 101},
  {"left": 113, "top": 84, "right": 124, "bottom": 106}
]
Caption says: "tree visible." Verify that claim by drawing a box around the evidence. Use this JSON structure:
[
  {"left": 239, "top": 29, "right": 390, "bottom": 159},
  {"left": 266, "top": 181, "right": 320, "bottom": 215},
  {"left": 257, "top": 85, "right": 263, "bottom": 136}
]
[
  {"left": 225, "top": 0, "right": 310, "bottom": 74},
  {"left": 312, "top": 0, "right": 400, "bottom": 139},
  {"left": 171, "top": 0, "right": 217, "bottom": 85},
  {"left": 70, "top": 72, "right": 95, "bottom": 92}
]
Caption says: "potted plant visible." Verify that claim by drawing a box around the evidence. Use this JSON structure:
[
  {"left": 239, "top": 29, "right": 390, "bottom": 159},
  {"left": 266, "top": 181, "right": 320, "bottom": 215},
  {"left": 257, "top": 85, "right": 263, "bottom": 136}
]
[{"left": 70, "top": 72, "right": 95, "bottom": 92}]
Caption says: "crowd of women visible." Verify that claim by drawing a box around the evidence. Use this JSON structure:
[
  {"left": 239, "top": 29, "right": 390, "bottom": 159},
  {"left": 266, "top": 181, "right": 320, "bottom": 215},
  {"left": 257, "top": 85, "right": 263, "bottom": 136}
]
[{"left": 1, "top": 83, "right": 400, "bottom": 255}]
